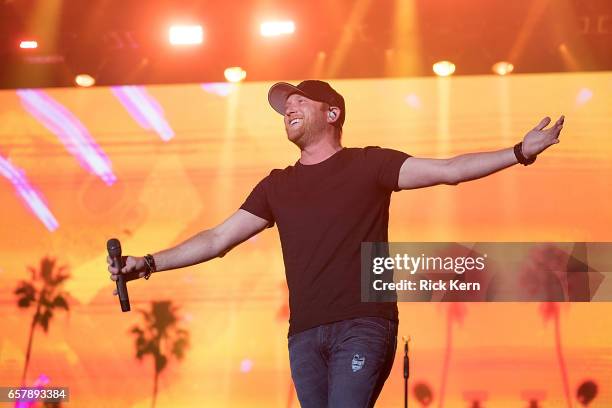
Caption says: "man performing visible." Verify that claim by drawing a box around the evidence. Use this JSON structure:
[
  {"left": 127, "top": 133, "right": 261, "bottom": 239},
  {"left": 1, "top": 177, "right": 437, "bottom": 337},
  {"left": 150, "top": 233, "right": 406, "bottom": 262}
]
[{"left": 108, "top": 80, "right": 564, "bottom": 407}]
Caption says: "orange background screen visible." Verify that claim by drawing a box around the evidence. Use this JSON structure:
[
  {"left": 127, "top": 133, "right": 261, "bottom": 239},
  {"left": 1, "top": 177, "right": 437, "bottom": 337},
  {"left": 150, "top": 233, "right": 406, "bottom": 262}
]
[{"left": 0, "top": 72, "right": 611, "bottom": 407}]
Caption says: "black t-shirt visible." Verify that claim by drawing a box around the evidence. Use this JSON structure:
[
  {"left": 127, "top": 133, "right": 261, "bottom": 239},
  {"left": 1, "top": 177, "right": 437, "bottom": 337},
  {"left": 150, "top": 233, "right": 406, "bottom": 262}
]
[{"left": 240, "top": 146, "right": 410, "bottom": 336}]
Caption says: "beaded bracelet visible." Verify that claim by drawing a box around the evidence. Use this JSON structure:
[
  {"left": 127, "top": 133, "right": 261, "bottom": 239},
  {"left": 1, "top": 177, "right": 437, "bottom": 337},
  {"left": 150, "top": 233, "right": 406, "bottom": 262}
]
[
  {"left": 514, "top": 142, "right": 536, "bottom": 166},
  {"left": 143, "top": 254, "right": 156, "bottom": 280}
]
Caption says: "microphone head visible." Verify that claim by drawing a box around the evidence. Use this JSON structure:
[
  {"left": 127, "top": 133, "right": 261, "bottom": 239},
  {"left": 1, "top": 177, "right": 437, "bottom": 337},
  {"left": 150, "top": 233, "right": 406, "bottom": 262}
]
[{"left": 107, "top": 238, "right": 122, "bottom": 257}]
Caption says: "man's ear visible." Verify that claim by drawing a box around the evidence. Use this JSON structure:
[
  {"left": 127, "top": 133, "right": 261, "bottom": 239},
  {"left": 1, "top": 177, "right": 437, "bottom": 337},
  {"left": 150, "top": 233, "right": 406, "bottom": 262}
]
[{"left": 327, "top": 106, "right": 341, "bottom": 124}]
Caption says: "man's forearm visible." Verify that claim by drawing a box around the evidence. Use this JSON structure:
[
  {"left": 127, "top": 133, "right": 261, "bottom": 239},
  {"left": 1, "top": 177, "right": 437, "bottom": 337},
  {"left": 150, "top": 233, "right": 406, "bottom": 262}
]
[
  {"left": 151, "top": 229, "right": 221, "bottom": 272},
  {"left": 447, "top": 147, "right": 518, "bottom": 184}
]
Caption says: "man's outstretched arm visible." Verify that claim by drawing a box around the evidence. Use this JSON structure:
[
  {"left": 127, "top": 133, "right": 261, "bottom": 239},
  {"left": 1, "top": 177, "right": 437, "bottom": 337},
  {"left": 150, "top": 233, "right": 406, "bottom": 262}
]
[
  {"left": 107, "top": 209, "right": 270, "bottom": 282},
  {"left": 398, "top": 115, "right": 565, "bottom": 190}
]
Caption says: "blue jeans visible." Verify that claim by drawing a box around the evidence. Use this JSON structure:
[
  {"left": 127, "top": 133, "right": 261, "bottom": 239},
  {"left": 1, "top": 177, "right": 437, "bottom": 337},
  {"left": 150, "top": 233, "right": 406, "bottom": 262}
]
[{"left": 288, "top": 316, "right": 398, "bottom": 408}]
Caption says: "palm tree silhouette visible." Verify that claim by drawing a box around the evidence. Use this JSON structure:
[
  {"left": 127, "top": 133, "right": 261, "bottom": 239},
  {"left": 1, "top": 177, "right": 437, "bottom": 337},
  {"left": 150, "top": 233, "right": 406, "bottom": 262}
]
[
  {"left": 14, "top": 257, "right": 70, "bottom": 385},
  {"left": 540, "top": 302, "right": 572, "bottom": 408},
  {"left": 438, "top": 303, "right": 466, "bottom": 408},
  {"left": 131, "top": 301, "right": 190, "bottom": 408}
]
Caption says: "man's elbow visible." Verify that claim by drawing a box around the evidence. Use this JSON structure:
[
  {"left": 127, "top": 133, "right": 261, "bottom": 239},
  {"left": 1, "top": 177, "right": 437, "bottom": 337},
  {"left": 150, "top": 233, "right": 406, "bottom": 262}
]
[
  {"left": 205, "top": 228, "right": 227, "bottom": 259},
  {"left": 442, "top": 159, "right": 461, "bottom": 186}
]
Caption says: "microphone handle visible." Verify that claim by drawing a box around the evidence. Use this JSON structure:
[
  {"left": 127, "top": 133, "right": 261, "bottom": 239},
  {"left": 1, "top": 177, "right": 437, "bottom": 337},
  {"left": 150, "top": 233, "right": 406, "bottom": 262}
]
[{"left": 112, "top": 254, "right": 131, "bottom": 312}]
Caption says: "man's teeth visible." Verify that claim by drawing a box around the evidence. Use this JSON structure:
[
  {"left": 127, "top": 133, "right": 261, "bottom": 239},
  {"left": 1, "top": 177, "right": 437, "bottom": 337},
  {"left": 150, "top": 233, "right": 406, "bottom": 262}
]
[{"left": 290, "top": 119, "right": 301, "bottom": 126}]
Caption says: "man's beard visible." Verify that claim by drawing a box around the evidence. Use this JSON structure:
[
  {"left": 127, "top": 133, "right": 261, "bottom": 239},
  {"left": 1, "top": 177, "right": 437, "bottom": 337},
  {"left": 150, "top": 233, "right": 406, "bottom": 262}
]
[{"left": 286, "top": 118, "right": 326, "bottom": 149}]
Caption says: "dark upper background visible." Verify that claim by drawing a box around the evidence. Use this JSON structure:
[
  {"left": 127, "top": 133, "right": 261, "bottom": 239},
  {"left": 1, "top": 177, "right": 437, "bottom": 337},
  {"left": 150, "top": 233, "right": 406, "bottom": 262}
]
[{"left": 0, "top": 0, "right": 610, "bottom": 89}]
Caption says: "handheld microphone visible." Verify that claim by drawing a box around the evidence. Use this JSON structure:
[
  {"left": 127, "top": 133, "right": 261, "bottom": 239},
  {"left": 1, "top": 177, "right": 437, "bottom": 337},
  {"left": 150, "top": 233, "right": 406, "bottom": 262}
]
[{"left": 107, "top": 238, "right": 130, "bottom": 312}]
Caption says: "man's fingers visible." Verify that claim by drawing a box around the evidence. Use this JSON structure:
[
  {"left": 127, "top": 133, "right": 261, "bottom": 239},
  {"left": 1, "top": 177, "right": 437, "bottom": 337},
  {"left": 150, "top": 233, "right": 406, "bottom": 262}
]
[
  {"left": 118, "top": 256, "right": 136, "bottom": 274},
  {"left": 534, "top": 116, "right": 551, "bottom": 131},
  {"left": 551, "top": 115, "right": 565, "bottom": 138}
]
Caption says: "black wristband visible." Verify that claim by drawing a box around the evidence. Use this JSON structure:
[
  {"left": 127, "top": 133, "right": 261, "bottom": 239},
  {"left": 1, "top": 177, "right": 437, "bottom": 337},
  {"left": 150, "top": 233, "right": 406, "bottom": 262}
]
[
  {"left": 143, "top": 254, "right": 156, "bottom": 280},
  {"left": 514, "top": 142, "right": 536, "bottom": 166}
]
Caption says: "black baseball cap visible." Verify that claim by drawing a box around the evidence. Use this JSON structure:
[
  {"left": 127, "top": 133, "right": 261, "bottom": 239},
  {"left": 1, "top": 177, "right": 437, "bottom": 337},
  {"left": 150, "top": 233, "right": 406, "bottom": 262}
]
[{"left": 268, "top": 80, "right": 345, "bottom": 128}]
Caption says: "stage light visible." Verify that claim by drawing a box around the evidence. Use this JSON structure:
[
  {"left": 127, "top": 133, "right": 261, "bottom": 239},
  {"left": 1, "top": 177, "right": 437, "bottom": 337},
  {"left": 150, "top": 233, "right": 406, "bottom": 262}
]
[
  {"left": 17, "top": 89, "right": 117, "bottom": 185},
  {"left": 169, "top": 25, "right": 203, "bottom": 45},
  {"left": 576, "top": 88, "right": 593, "bottom": 105},
  {"left": 240, "top": 358, "right": 253, "bottom": 373},
  {"left": 0, "top": 155, "right": 58, "bottom": 231},
  {"left": 224, "top": 67, "right": 246, "bottom": 83},
  {"left": 260, "top": 21, "right": 295, "bottom": 37},
  {"left": 75, "top": 74, "right": 95, "bottom": 87},
  {"left": 20, "top": 40, "right": 38, "bottom": 49},
  {"left": 432, "top": 61, "right": 455, "bottom": 77},
  {"left": 558, "top": 43, "right": 579, "bottom": 71},
  {"left": 201, "top": 83, "right": 234, "bottom": 97},
  {"left": 112, "top": 86, "right": 175, "bottom": 141},
  {"left": 492, "top": 61, "right": 514, "bottom": 76},
  {"left": 404, "top": 93, "right": 421, "bottom": 109}
]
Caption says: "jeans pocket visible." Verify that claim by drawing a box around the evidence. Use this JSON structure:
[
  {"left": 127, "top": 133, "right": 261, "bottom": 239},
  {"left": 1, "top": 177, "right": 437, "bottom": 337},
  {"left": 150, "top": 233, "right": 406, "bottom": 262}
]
[{"left": 352, "top": 316, "right": 390, "bottom": 331}]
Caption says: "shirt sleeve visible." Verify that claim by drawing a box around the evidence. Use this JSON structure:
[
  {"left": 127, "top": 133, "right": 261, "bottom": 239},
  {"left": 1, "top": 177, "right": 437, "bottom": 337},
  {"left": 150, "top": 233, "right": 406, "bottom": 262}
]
[
  {"left": 364, "top": 146, "right": 411, "bottom": 192},
  {"left": 240, "top": 175, "right": 275, "bottom": 227}
]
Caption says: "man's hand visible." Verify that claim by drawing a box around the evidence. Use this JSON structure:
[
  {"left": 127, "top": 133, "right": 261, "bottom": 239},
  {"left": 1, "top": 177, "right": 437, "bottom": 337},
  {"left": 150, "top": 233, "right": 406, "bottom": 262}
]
[
  {"left": 107, "top": 255, "right": 146, "bottom": 295},
  {"left": 522, "top": 115, "right": 565, "bottom": 159}
]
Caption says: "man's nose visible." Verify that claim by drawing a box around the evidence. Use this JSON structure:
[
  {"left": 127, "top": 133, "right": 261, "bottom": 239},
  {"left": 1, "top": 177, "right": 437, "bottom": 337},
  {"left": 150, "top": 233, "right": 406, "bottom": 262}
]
[{"left": 285, "top": 105, "right": 297, "bottom": 116}]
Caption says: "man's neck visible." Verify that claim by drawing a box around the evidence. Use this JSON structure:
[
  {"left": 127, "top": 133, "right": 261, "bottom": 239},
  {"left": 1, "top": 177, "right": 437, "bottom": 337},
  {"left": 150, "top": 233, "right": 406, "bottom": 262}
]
[{"left": 299, "top": 137, "right": 343, "bottom": 165}]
